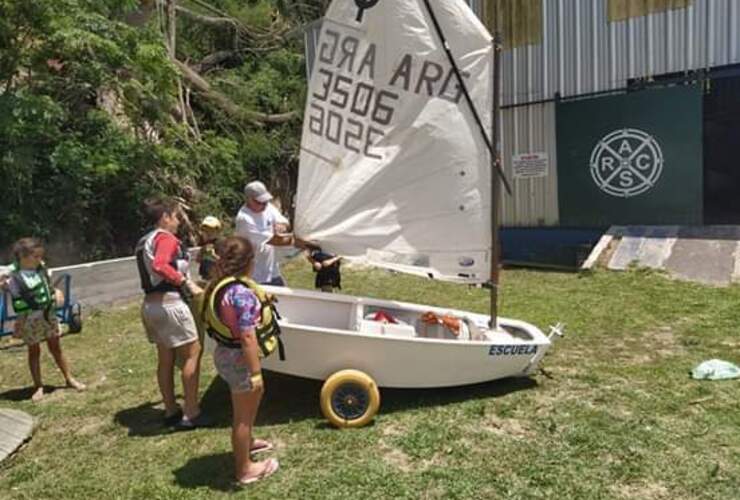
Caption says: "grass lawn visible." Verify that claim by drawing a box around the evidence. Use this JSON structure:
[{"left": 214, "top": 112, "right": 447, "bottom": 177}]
[{"left": 1, "top": 260, "right": 739, "bottom": 499}]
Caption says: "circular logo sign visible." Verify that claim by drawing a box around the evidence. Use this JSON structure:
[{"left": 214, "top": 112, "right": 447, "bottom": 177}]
[{"left": 589, "top": 128, "right": 664, "bottom": 198}]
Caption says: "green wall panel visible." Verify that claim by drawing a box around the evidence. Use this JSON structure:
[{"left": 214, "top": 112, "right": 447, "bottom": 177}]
[{"left": 556, "top": 85, "right": 703, "bottom": 226}]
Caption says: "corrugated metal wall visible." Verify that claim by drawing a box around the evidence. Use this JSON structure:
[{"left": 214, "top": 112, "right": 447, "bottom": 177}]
[
  {"left": 493, "top": 0, "right": 740, "bottom": 226},
  {"left": 503, "top": 0, "right": 740, "bottom": 105},
  {"left": 500, "top": 103, "right": 559, "bottom": 226}
]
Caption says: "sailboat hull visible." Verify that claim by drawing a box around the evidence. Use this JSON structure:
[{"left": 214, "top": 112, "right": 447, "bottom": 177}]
[{"left": 258, "top": 286, "right": 552, "bottom": 389}]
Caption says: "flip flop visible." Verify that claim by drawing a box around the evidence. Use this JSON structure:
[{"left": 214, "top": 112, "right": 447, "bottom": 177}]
[
  {"left": 236, "top": 458, "right": 279, "bottom": 486},
  {"left": 250, "top": 439, "right": 274, "bottom": 455}
]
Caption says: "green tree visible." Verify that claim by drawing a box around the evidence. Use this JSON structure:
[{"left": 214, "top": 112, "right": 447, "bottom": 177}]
[{"left": 0, "top": 0, "right": 317, "bottom": 263}]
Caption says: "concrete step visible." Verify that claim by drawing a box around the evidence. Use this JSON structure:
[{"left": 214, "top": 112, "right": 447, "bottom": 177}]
[
  {"left": 0, "top": 409, "right": 35, "bottom": 464},
  {"left": 583, "top": 226, "right": 740, "bottom": 286}
]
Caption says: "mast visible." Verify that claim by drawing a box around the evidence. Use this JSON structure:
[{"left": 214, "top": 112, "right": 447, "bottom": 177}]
[
  {"left": 420, "top": 0, "right": 512, "bottom": 195},
  {"left": 490, "top": 32, "right": 502, "bottom": 329},
  {"left": 420, "top": 0, "right": 508, "bottom": 324}
]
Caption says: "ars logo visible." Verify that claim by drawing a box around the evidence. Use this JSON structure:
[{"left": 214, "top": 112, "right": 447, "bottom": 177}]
[{"left": 589, "top": 128, "right": 664, "bottom": 198}]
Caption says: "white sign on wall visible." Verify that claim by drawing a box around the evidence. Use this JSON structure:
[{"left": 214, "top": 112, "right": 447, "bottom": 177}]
[{"left": 512, "top": 152, "right": 549, "bottom": 179}]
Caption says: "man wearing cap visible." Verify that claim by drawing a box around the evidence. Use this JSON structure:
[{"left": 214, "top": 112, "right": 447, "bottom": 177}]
[{"left": 235, "top": 181, "right": 313, "bottom": 286}]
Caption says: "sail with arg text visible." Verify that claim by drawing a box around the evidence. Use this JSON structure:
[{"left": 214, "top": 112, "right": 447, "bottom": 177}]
[{"left": 295, "top": 0, "right": 495, "bottom": 283}]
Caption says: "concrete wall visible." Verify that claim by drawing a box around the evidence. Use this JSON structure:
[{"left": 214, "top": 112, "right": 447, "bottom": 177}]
[
  {"left": 51, "top": 256, "right": 151, "bottom": 308},
  {"left": 48, "top": 247, "right": 227, "bottom": 308}
]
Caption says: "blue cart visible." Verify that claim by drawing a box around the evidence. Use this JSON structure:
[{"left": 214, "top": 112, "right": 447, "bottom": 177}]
[{"left": 0, "top": 273, "right": 83, "bottom": 338}]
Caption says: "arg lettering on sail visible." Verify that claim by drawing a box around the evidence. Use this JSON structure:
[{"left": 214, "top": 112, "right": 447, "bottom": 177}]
[
  {"left": 295, "top": 0, "right": 494, "bottom": 283},
  {"left": 303, "top": 4, "right": 480, "bottom": 166},
  {"left": 589, "top": 128, "right": 664, "bottom": 198}
]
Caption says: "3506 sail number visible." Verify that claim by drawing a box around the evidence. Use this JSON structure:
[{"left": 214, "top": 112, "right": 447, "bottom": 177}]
[{"left": 309, "top": 69, "right": 399, "bottom": 160}]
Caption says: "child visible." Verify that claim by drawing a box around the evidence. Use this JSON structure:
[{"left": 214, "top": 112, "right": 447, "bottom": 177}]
[
  {"left": 305, "top": 248, "right": 342, "bottom": 293},
  {"left": 4, "top": 238, "right": 85, "bottom": 401},
  {"left": 196, "top": 215, "right": 222, "bottom": 282},
  {"left": 136, "top": 198, "right": 207, "bottom": 429},
  {"left": 203, "top": 236, "right": 279, "bottom": 485}
]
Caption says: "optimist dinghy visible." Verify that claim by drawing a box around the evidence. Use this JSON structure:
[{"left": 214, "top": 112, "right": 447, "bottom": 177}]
[
  {"left": 261, "top": 286, "right": 556, "bottom": 388},
  {"left": 256, "top": 0, "right": 561, "bottom": 427}
]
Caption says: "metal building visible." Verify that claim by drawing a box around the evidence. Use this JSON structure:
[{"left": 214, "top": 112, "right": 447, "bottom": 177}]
[{"left": 471, "top": 0, "right": 740, "bottom": 265}]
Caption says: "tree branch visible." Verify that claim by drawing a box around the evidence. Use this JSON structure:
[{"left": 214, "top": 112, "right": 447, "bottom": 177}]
[
  {"left": 193, "top": 50, "right": 240, "bottom": 73},
  {"left": 172, "top": 59, "right": 296, "bottom": 126},
  {"left": 174, "top": 5, "right": 237, "bottom": 28},
  {"left": 192, "top": 46, "right": 280, "bottom": 73},
  {"left": 166, "top": 0, "right": 176, "bottom": 58},
  {"left": 179, "top": 0, "right": 290, "bottom": 42}
]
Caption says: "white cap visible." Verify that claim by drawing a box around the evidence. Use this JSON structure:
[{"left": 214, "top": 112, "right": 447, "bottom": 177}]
[{"left": 243, "top": 181, "right": 273, "bottom": 203}]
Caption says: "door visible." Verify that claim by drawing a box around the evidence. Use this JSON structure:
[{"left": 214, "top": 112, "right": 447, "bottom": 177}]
[{"left": 703, "top": 72, "right": 740, "bottom": 224}]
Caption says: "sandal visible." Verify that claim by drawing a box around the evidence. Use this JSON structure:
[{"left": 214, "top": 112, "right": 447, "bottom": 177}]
[
  {"left": 250, "top": 438, "right": 274, "bottom": 455},
  {"left": 163, "top": 408, "right": 183, "bottom": 427},
  {"left": 236, "top": 458, "right": 279, "bottom": 486}
]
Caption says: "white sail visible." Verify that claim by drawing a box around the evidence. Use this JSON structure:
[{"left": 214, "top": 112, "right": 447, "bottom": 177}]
[{"left": 295, "top": 0, "right": 494, "bottom": 283}]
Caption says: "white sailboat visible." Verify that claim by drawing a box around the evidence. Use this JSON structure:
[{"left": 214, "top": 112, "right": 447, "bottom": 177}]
[{"left": 257, "top": 0, "right": 562, "bottom": 427}]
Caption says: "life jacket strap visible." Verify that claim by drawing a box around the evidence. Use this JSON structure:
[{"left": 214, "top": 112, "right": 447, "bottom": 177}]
[
  {"left": 207, "top": 326, "right": 241, "bottom": 349},
  {"left": 255, "top": 305, "right": 285, "bottom": 361}
]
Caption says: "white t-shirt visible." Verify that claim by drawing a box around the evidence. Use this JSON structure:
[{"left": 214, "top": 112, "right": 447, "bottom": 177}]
[{"left": 234, "top": 203, "right": 289, "bottom": 283}]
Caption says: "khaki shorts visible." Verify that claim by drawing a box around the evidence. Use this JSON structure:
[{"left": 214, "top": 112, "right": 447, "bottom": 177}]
[
  {"left": 15, "top": 312, "right": 61, "bottom": 346},
  {"left": 141, "top": 292, "right": 198, "bottom": 349}
]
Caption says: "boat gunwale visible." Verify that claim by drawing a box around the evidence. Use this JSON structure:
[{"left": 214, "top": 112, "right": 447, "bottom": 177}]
[
  {"left": 268, "top": 286, "right": 551, "bottom": 346},
  {"left": 279, "top": 320, "right": 551, "bottom": 347}
]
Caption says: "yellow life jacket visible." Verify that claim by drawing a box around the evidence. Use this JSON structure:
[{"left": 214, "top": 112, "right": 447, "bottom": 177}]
[{"left": 203, "top": 276, "right": 284, "bottom": 359}]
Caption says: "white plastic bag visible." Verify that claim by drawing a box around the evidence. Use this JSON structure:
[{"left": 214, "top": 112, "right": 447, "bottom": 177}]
[{"left": 691, "top": 359, "right": 740, "bottom": 380}]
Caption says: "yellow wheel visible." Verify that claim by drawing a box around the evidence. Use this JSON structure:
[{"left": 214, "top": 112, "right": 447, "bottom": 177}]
[{"left": 320, "top": 369, "right": 380, "bottom": 428}]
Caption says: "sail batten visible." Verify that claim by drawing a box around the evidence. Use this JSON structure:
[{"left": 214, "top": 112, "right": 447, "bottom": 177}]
[{"left": 296, "top": 0, "right": 494, "bottom": 283}]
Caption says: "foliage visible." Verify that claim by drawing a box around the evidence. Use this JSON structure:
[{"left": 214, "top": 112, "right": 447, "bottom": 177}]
[{"left": 0, "top": 0, "right": 317, "bottom": 263}]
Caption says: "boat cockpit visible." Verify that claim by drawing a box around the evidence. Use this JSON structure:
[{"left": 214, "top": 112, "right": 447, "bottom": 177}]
[{"left": 271, "top": 290, "right": 536, "bottom": 342}]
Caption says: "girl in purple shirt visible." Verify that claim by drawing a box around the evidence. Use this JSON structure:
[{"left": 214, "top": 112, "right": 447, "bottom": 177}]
[{"left": 206, "top": 236, "right": 279, "bottom": 486}]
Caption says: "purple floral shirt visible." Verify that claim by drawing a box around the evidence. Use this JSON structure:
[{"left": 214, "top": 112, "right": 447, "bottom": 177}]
[{"left": 218, "top": 284, "right": 260, "bottom": 339}]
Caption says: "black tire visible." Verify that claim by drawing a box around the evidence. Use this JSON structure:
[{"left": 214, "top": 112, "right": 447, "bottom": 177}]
[{"left": 67, "top": 305, "right": 82, "bottom": 334}]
